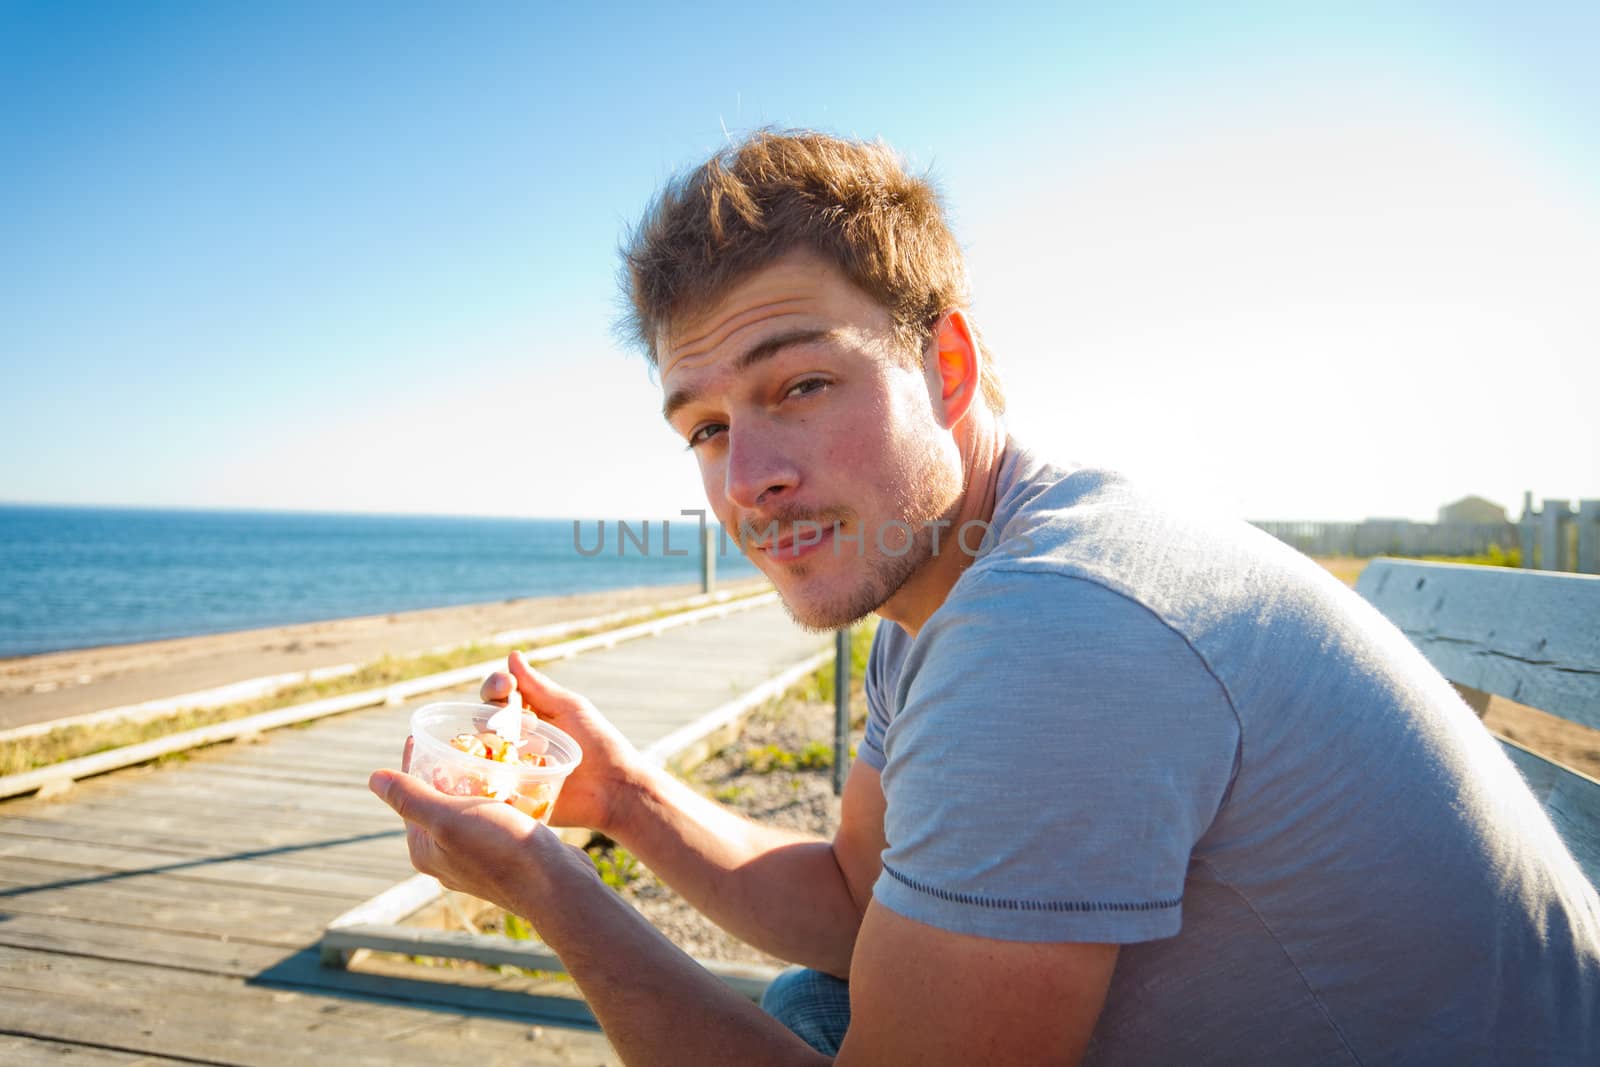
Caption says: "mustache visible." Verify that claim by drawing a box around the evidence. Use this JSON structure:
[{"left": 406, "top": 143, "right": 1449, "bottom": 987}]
[{"left": 732, "top": 506, "right": 856, "bottom": 548}]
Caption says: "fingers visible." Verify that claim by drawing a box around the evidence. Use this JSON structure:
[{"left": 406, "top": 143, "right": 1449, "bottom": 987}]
[
  {"left": 480, "top": 671, "right": 514, "bottom": 705},
  {"left": 482, "top": 653, "right": 591, "bottom": 727},
  {"left": 400, "top": 735, "right": 415, "bottom": 774},
  {"left": 508, "top": 651, "right": 584, "bottom": 712}
]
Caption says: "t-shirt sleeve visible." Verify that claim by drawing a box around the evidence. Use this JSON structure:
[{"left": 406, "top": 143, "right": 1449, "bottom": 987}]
[{"left": 873, "top": 566, "right": 1240, "bottom": 944}]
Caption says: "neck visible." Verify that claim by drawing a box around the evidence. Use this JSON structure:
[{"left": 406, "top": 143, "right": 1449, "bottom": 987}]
[{"left": 876, "top": 413, "right": 1007, "bottom": 637}]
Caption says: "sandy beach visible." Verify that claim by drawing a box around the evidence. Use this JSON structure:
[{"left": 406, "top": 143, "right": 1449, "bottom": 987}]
[{"left": 0, "top": 577, "right": 769, "bottom": 732}]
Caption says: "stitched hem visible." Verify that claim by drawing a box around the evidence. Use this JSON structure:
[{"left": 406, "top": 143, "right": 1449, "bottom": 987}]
[{"left": 882, "top": 862, "right": 1181, "bottom": 914}]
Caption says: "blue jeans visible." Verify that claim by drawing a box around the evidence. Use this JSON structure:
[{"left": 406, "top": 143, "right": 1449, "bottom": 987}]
[{"left": 761, "top": 967, "right": 852, "bottom": 1055}]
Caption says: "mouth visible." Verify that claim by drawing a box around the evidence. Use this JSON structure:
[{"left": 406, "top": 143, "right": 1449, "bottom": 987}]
[
  {"left": 743, "top": 517, "right": 843, "bottom": 563},
  {"left": 761, "top": 525, "right": 836, "bottom": 563}
]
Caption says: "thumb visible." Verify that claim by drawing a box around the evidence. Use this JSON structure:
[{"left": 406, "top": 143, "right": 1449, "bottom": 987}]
[{"left": 369, "top": 768, "right": 446, "bottom": 829}]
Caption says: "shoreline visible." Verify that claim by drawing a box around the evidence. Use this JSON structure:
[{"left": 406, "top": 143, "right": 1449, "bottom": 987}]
[{"left": 0, "top": 577, "right": 770, "bottom": 732}]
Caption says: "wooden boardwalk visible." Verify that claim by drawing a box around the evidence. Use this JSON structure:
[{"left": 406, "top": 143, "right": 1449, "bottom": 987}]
[{"left": 0, "top": 602, "right": 826, "bottom": 1065}]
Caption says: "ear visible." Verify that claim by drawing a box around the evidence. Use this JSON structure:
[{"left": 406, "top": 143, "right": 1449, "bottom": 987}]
[{"left": 924, "top": 310, "right": 982, "bottom": 429}]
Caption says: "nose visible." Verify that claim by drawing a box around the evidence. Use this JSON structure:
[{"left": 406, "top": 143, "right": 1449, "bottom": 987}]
[{"left": 723, "top": 428, "right": 799, "bottom": 511}]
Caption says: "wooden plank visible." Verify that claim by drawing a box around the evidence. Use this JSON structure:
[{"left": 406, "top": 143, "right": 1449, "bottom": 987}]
[
  {"left": 222, "top": 732, "right": 412, "bottom": 761},
  {"left": 0, "top": 911, "right": 296, "bottom": 976},
  {"left": 0, "top": 815, "right": 415, "bottom": 881},
  {"left": 0, "top": 686, "right": 424, "bottom": 801},
  {"left": 0, "top": 758, "right": 383, "bottom": 815},
  {"left": 131, "top": 758, "right": 390, "bottom": 796},
  {"left": 222, "top": 749, "right": 407, "bottom": 776},
  {"left": 192, "top": 754, "right": 407, "bottom": 787},
  {"left": 326, "top": 874, "right": 442, "bottom": 928},
  {"left": 191, "top": 737, "right": 402, "bottom": 766},
  {"left": 151, "top": 763, "right": 386, "bottom": 792},
  {"left": 0, "top": 1034, "right": 173, "bottom": 1065},
  {"left": 263, "top": 948, "right": 605, "bottom": 1034},
  {"left": 0, "top": 807, "right": 405, "bottom": 857},
  {"left": 188, "top": 747, "right": 402, "bottom": 774},
  {"left": 1356, "top": 559, "right": 1600, "bottom": 730},
  {"left": 119, "top": 760, "right": 392, "bottom": 796},
  {"left": 543, "top": 656, "right": 743, "bottom": 683},
  {"left": 0, "top": 947, "right": 618, "bottom": 1065},
  {"left": 1500, "top": 739, "right": 1600, "bottom": 887},
  {"left": 8, "top": 778, "right": 406, "bottom": 823},
  {"left": 0, "top": 857, "right": 356, "bottom": 945},
  {"left": 0, "top": 805, "right": 405, "bottom": 853},
  {"left": 0, "top": 825, "right": 403, "bottom": 870},
  {"left": 0, "top": 841, "right": 409, "bottom": 893},
  {"left": 0, "top": 831, "right": 396, "bottom": 899},
  {"left": 53, "top": 765, "right": 392, "bottom": 807},
  {"left": 113, "top": 733, "right": 403, "bottom": 773},
  {"left": 326, "top": 921, "right": 779, "bottom": 1002}
]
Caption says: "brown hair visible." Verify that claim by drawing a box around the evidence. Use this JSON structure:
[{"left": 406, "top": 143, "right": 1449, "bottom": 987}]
[{"left": 620, "top": 129, "right": 1005, "bottom": 413}]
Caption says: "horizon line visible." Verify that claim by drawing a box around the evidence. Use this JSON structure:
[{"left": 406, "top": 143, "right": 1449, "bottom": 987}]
[{"left": 0, "top": 499, "right": 733, "bottom": 524}]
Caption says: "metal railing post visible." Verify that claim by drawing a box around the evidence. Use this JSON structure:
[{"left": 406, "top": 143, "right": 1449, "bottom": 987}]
[
  {"left": 833, "top": 627, "right": 850, "bottom": 796},
  {"left": 701, "top": 524, "right": 716, "bottom": 594}
]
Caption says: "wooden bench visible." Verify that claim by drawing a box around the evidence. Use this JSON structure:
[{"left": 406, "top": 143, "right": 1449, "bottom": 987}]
[{"left": 1355, "top": 558, "right": 1600, "bottom": 886}]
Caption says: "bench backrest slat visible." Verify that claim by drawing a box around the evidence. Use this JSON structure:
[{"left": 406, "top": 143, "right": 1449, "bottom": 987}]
[
  {"left": 1355, "top": 560, "right": 1600, "bottom": 732},
  {"left": 1500, "top": 740, "right": 1600, "bottom": 884},
  {"left": 1355, "top": 559, "right": 1600, "bottom": 886}
]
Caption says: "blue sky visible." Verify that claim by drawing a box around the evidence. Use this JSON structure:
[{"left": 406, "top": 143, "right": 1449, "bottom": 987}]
[{"left": 2, "top": 1, "right": 1595, "bottom": 522}]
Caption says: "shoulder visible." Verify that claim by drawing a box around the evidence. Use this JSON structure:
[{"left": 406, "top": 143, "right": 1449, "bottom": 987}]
[
  {"left": 894, "top": 562, "right": 1239, "bottom": 761},
  {"left": 965, "top": 442, "right": 1357, "bottom": 655},
  {"left": 875, "top": 551, "right": 1243, "bottom": 946}
]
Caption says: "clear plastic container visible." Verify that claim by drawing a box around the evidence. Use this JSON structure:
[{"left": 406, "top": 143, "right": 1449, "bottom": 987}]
[{"left": 408, "top": 701, "right": 582, "bottom": 824}]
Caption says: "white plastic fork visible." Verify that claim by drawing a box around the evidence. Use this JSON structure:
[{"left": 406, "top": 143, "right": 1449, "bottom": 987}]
[{"left": 486, "top": 686, "right": 522, "bottom": 743}]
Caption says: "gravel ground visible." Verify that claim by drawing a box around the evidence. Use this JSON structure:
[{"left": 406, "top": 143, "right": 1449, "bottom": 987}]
[{"left": 604, "top": 690, "right": 865, "bottom": 967}]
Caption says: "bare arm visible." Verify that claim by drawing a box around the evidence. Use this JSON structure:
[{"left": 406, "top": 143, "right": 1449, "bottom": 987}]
[
  {"left": 609, "top": 756, "right": 888, "bottom": 976},
  {"left": 551, "top": 825, "right": 1116, "bottom": 1067},
  {"left": 481, "top": 655, "right": 887, "bottom": 975},
  {"left": 836, "top": 903, "right": 1117, "bottom": 1065},
  {"left": 368, "top": 774, "right": 828, "bottom": 1065},
  {"left": 369, "top": 768, "right": 1113, "bottom": 1065}
]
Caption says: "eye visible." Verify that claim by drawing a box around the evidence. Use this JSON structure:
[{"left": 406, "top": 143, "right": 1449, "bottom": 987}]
[
  {"left": 784, "top": 377, "right": 829, "bottom": 399},
  {"left": 685, "top": 422, "right": 726, "bottom": 450}
]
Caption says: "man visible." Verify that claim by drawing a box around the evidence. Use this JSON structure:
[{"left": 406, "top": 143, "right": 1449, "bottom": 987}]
[{"left": 371, "top": 131, "right": 1599, "bottom": 1064}]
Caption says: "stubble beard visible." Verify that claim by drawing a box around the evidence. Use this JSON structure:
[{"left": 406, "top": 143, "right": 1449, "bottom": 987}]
[{"left": 773, "top": 456, "right": 965, "bottom": 634}]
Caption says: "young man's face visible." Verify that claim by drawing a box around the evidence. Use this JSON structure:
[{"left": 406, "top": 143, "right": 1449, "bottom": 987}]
[{"left": 659, "top": 250, "right": 965, "bottom": 631}]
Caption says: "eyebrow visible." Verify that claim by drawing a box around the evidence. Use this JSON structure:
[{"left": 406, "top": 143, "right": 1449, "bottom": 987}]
[{"left": 661, "top": 328, "right": 836, "bottom": 424}]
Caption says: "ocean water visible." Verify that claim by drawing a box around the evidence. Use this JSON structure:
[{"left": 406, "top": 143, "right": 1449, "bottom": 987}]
[{"left": 0, "top": 505, "right": 758, "bottom": 659}]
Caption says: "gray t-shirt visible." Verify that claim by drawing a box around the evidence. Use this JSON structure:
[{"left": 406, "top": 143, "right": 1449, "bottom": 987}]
[{"left": 859, "top": 440, "right": 1599, "bottom": 1065}]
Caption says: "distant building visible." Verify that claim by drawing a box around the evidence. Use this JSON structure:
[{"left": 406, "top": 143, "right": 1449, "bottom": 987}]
[
  {"left": 1253, "top": 497, "right": 1517, "bottom": 559},
  {"left": 1438, "top": 495, "right": 1508, "bottom": 526}
]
